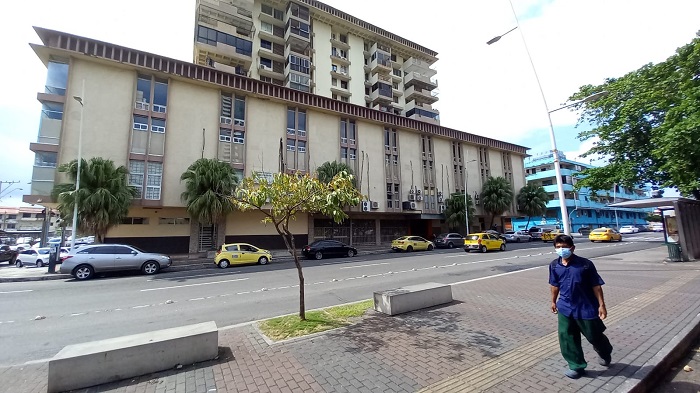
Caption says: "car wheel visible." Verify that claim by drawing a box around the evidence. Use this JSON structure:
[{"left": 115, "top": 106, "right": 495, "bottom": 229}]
[
  {"left": 36, "top": 260, "right": 44, "bottom": 268},
  {"left": 347, "top": 249, "right": 356, "bottom": 257},
  {"left": 217, "top": 259, "right": 230, "bottom": 269},
  {"left": 464, "top": 248, "right": 470, "bottom": 253},
  {"left": 15, "top": 259, "right": 23, "bottom": 268},
  {"left": 406, "top": 246, "right": 413, "bottom": 252},
  {"left": 258, "top": 256, "right": 269, "bottom": 265},
  {"left": 480, "top": 245, "right": 487, "bottom": 253},
  {"left": 447, "top": 242, "right": 454, "bottom": 249},
  {"left": 73, "top": 265, "right": 94, "bottom": 280},
  {"left": 315, "top": 251, "right": 323, "bottom": 260},
  {"left": 141, "top": 261, "right": 160, "bottom": 275},
  {"left": 427, "top": 244, "right": 434, "bottom": 251},
  {"left": 500, "top": 243, "right": 506, "bottom": 251}
]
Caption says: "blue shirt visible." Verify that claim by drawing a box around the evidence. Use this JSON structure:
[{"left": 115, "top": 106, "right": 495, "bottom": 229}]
[{"left": 548, "top": 254, "right": 605, "bottom": 320}]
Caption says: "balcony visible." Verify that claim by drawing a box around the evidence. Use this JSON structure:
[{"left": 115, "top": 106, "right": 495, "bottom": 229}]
[
  {"left": 284, "top": 42, "right": 311, "bottom": 59},
  {"left": 404, "top": 71, "right": 438, "bottom": 91},
  {"left": 370, "top": 89, "right": 392, "bottom": 104},
  {"left": 369, "top": 72, "right": 392, "bottom": 86},
  {"left": 330, "top": 53, "right": 351, "bottom": 66},
  {"left": 285, "top": 62, "right": 311, "bottom": 76},
  {"left": 404, "top": 101, "right": 440, "bottom": 125},
  {"left": 258, "top": 24, "right": 285, "bottom": 44},
  {"left": 258, "top": 43, "right": 284, "bottom": 61},
  {"left": 403, "top": 57, "right": 437, "bottom": 76},
  {"left": 37, "top": 87, "right": 66, "bottom": 104},
  {"left": 330, "top": 68, "right": 351, "bottom": 81},
  {"left": 195, "top": 41, "right": 252, "bottom": 69},
  {"left": 36, "top": 115, "right": 62, "bottom": 145},
  {"left": 197, "top": 2, "right": 254, "bottom": 38},
  {"left": 330, "top": 34, "right": 350, "bottom": 50},
  {"left": 370, "top": 56, "right": 392, "bottom": 74},
  {"left": 285, "top": 22, "right": 311, "bottom": 48},
  {"left": 259, "top": 62, "right": 284, "bottom": 78},
  {"left": 405, "top": 85, "right": 438, "bottom": 104}
]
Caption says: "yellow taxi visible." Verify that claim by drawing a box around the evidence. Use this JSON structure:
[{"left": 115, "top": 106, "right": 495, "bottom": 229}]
[
  {"left": 464, "top": 233, "right": 506, "bottom": 253},
  {"left": 215, "top": 243, "right": 272, "bottom": 268},
  {"left": 542, "top": 229, "right": 563, "bottom": 243},
  {"left": 588, "top": 228, "right": 623, "bottom": 242},
  {"left": 391, "top": 236, "right": 434, "bottom": 252}
]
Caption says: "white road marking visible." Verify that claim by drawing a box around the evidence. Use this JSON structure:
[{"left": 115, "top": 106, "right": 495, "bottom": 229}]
[
  {"left": 132, "top": 305, "right": 150, "bottom": 309},
  {"left": 0, "top": 290, "right": 33, "bottom": 294},
  {"left": 340, "top": 262, "right": 390, "bottom": 269},
  {"left": 140, "top": 277, "right": 249, "bottom": 291},
  {"left": 147, "top": 271, "right": 240, "bottom": 281},
  {"left": 189, "top": 298, "right": 205, "bottom": 301},
  {"left": 451, "top": 266, "right": 545, "bottom": 286},
  {"left": 320, "top": 261, "right": 344, "bottom": 266}
]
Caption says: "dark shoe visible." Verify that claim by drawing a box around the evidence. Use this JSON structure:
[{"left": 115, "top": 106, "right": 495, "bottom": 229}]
[
  {"left": 599, "top": 356, "right": 611, "bottom": 366},
  {"left": 564, "top": 369, "right": 585, "bottom": 379}
]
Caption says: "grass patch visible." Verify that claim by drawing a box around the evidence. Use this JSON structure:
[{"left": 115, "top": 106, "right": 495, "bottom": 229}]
[{"left": 258, "top": 299, "right": 374, "bottom": 341}]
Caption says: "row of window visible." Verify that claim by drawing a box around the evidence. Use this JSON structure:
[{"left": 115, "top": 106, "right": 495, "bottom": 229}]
[
  {"left": 196, "top": 25, "right": 253, "bottom": 56},
  {"left": 120, "top": 217, "right": 191, "bottom": 225},
  {"left": 128, "top": 161, "right": 163, "bottom": 200}
]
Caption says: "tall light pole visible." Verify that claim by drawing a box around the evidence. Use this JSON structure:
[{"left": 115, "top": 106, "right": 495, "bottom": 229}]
[
  {"left": 463, "top": 159, "right": 477, "bottom": 235},
  {"left": 71, "top": 79, "right": 85, "bottom": 250},
  {"left": 487, "top": 0, "right": 607, "bottom": 236}
]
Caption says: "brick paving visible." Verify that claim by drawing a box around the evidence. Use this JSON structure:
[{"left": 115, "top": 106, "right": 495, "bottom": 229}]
[{"left": 1, "top": 246, "right": 698, "bottom": 393}]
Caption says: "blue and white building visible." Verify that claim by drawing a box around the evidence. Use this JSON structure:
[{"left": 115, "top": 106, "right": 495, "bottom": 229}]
[{"left": 511, "top": 152, "right": 651, "bottom": 233}]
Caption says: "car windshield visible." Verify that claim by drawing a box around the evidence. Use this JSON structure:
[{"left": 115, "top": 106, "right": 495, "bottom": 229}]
[
  {"left": 396, "top": 236, "right": 409, "bottom": 240},
  {"left": 466, "top": 235, "right": 480, "bottom": 241},
  {"left": 592, "top": 229, "right": 607, "bottom": 233},
  {"left": 505, "top": 231, "right": 515, "bottom": 235}
]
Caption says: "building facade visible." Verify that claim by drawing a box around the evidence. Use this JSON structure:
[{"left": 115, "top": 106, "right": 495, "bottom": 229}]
[
  {"left": 194, "top": 0, "right": 440, "bottom": 123},
  {"left": 511, "top": 152, "right": 651, "bottom": 233},
  {"left": 25, "top": 24, "right": 527, "bottom": 254},
  {"left": 0, "top": 206, "right": 60, "bottom": 241}
]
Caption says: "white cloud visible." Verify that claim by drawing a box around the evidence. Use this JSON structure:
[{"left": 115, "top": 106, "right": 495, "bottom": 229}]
[{"left": 1, "top": 0, "right": 698, "bottom": 207}]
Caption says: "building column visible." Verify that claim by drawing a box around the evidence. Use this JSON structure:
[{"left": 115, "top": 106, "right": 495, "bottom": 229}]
[
  {"left": 375, "top": 218, "right": 381, "bottom": 245},
  {"left": 188, "top": 219, "right": 199, "bottom": 254}
]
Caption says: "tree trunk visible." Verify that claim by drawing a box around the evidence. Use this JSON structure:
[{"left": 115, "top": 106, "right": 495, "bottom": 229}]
[
  {"left": 525, "top": 217, "right": 531, "bottom": 230},
  {"left": 277, "top": 224, "right": 306, "bottom": 320},
  {"left": 490, "top": 213, "right": 496, "bottom": 230}
]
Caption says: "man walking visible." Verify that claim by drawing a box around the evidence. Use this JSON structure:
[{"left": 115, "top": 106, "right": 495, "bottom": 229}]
[{"left": 549, "top": 234, "right": 613, "bottom": 379}]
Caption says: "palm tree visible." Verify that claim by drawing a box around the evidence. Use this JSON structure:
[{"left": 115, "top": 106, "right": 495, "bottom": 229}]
[
  {"left": 443, "top": 192, "right": 475, "bottom": 232},
  {"left": 516, "top": 184, "right": 549, "bottom": 230},
  {"left": 481, "top": 176, "right": 514, "bottom": 229},
  {"left": 180, "top": 159, "right": 238, "bottom": 251},
  {"left": 53, "top": 157, "right": 138, "bottom": 243},
  {"left": 316, "top": 161, "right": 355, "bottom": 185}
]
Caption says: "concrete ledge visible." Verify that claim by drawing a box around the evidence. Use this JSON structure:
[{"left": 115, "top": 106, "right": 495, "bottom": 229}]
[
  {"left": 48, "top": 321, "right": 219, "bottom": 393},
  {"left": 374, "top": 282, "right": 453, "bottom": 316}
]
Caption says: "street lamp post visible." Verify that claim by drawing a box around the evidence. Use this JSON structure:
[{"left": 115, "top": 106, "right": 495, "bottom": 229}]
[
  {"left": 71, "top": 79, "right": 85, "bottom": 250},
  {"left": 463, "top": 159, "right": 477, "bottom": 235},
  {"left": 487, "top": 0, "right": 607, "bottom": 236}
]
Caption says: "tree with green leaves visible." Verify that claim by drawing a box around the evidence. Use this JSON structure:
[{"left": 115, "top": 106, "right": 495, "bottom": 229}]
[
  {"left": 231, "top": 171, "right": 362, "bottom": 320},
  {"left": 481, "top": 176, "right": 514, "bottom": 229},
  {"left": 316, "top": 161, "right": 355, "bottom": 185},
  {"left": 516, "top": 184, "right": 549, "bottom": 230},
  {"left": 52, "top": 157, "right": 137, "bottom": 243},
  {"left": 570, "top": 33, "right": 700, "bottom": 199},
  {"left": 180, "top": 159, "right": 239, "bottom": 251},
  {"left": 443, "top": 192, "right": 475, "bottom": 232}
]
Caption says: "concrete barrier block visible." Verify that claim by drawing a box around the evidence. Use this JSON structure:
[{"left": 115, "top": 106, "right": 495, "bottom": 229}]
[
  {"left": 48, "top": 321, "right": 218, "bottom": 393},
  {"left": 374, "top": 282, "right": 453, "bottom": 316}
]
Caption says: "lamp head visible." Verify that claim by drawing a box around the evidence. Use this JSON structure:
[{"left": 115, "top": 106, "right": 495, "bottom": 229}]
[{"left": 73, "top": 96, "right": 83, "bottom": 106}]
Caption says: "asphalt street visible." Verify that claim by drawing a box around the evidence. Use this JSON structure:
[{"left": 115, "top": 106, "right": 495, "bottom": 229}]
[{"left": 0, "top": 233, "right": 665, "bottom": 366}]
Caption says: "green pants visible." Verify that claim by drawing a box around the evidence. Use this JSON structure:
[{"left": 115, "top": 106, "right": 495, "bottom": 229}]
[{"left": 558, "top": 313, "right": 613, "bottom": 370}]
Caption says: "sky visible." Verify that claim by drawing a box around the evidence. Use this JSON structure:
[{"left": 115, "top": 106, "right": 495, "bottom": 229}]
[{"left": 1, "top": 0, "right": 698, "bottom": 207}]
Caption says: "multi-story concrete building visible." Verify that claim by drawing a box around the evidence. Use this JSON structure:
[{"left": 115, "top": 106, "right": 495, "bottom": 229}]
[
  {"left": 24, "top": 23, "right": 527, "bottom": 254},
  {"left": 0, "top": 206, "right": 59, "bottom": 241},
  {"left": 193, "top": 0, "right": 440, "bottom": 124},
  {"left": 511, "top": 152, "right": 651, "bottom": 233}
]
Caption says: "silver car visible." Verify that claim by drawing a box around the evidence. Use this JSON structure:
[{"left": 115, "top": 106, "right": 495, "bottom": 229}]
[
  {"left": 504, "top": 231, "right": 532, "bottom": 243},
  {"left": 59, "top": 244, "right": 172, "bottom": 280}
]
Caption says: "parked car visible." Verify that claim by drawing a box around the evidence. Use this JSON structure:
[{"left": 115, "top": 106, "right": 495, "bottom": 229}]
[
  {"left": 215, "top": 243, "right": 272, "bottom": 267},
  {"left": 59, "top": 244, "right": 172, "bottom": 280},
  {"left": 464, "top": 233, "right": 506, "bottom": 253},
  {"left": 619, "top": 225, "right": 640, "bottom": 234},
  {"left": 542, "top": 229, "right": 564, "bottom": 243},
  {"left": 391, "top": 236, "right": 434, "bottom": 252},
  {"left": 302, "top": 240, "right": 357, "bottom": 260},
  {"left": 589, "top": 228, "right": 623, "bottom": 242},
  {"left": 434, "top": 233, "right": 464, "bottom": 248},
  {"left": 484, "top": 230, "right": 507, "bottom": 241},
  {"left": 0, "top": 245, "right": 18, "bottom": 265},
  {"left": 649, "top": 222, "right": 664, "bottom": 232},
  {"left": 503, "top": 231, "right": 531, "bottom": 243},
  {"left": 528, "top": 226, "right": 559, "bottom": 240}
]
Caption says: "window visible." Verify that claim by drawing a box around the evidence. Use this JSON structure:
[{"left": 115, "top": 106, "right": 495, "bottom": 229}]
[
  {"left": 332, "top": 78, "right": 338, "bottom": 87},
  {"left": 234, "top": 97, "right": 245, "bottom": 125},
  {"left": 34, "top": 152, "right": 57, "bottom": 168},
  {"left": 297, "top": 140, "right": 306, "bottom": 153},
  {"left": 341, "top": 147, "right": 348, "bottom": 159},
  {"left": 349, "top": 148, "right": 356, "bottom": 160},
  {"left": 219, "top": 129, "right": 232, "bottom": 142},
  {"left": 45, "top": 60, "right": 69, "bottom": 96},
  {"left": 121, "top": 217, "right": 149, "bottom": 225},
  {"left": 287, "top": 139, "right": 296, "bottom": 151},
  {"left": 22, "top": 213, "right": 31, "bottom": 218},
  {"left": 153, "top": 79, "right": 168, "bottom": 112},
  {"left": 151, "top": 118, "right": 166, "bottom": 133},
  {"left": 42, "top": 102, "right": 64, "bottom": 120},
  {"left": 332, "top": 64, "right": 338, "bottom": 72},
  {"left": 260, "top": 39, "right": 272, "bottom": 50},
  {"left": 128, "top": 160, "right": 144, "bottom": 198},
  {"left": 260, "top": 57, "right": 273, "bottom": 68},
  {"left": 232, "top": 131, "right": 245, "bottom": 144},
  {"left": 159, "top": 218, "right": 191, "bottom": 225},
  {"left": 260, "top": 21, "right": 273, "bottom": 33},
  {"left": 196, "top": 25, "right": 252, "bottom": 56},
  {"left": 341, "top": 80, "right": 348, "bottom": 89},
  {"left": 145, "top": 162, "right": 162, "bottom": 200},
  {"left": 133, "top": 115, "right": 148, "bottom": 130}
]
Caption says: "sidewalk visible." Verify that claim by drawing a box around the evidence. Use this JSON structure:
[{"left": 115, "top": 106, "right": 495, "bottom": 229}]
[{"left": 1, "top": 246, "right": 699, "bottom": 393}]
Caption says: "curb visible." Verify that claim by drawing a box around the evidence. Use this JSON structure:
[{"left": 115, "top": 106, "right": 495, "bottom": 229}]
[
  {"left": 0, "top": 273, "right": 71, "bottom": 283},
  {"left": 613, "top": 312, "right": 700, "bottom": 393}
]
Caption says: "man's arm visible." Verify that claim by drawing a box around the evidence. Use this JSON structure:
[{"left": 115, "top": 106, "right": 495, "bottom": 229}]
[
  {"left": 592, "top": 285, "right": 607, "bottom": 319},
  {"left": 550, "top": 285, "right": 559, "bottom": 314}
]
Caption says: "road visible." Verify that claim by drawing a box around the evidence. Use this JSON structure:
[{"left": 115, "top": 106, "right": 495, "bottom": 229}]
[{"left": 0, "top": 233, "right": 665, "bottom": 366}]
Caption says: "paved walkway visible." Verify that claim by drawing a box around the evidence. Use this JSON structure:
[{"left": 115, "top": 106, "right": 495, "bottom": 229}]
[{"left": 1, "top": 246, "right": 699, "bottom": 393}]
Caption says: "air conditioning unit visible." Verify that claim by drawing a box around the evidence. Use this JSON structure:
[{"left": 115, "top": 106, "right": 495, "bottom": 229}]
[
  {"left": 416, "top": 194, "right": 423, "bottom": 201},
  {"left": 361, "top": 201, "right": 370, "bottom": 212},
  {"left": 439, "top": 204, "right": 446, "bottom": 213},
  {"left": 409, "top": 202, "right": 417, "bottom": 210},
  {"left": 260, "top": 64, "right": 270, "bottom": 70},
  {"left": 408, "top": 194, "right": 416, "bottom": 201},
  {"left": 474, "top": 193, "right": 480, "bottom": 206},
  {"left": 370, "top": 201, "right": 379, "bottom": 209},
  {"left": 437, "top": 195, "right": 444, "bottom": 203}
]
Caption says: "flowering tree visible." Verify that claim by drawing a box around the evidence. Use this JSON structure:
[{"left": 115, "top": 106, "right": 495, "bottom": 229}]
[{"left": 231, "top": 171, "right": 362, "bottom": 320}]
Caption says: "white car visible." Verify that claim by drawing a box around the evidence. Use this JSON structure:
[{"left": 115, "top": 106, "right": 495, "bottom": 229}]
[
  {"left": 619, "top": 225, "right": 639, "bottom": 234},
  {"left": 15, "top": 247, "right": 69, "bottom": 267}
]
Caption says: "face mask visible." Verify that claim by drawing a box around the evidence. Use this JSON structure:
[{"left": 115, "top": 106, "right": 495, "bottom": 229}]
[{"left": 556, "top": 247, "right": 572, "bottom": 259}]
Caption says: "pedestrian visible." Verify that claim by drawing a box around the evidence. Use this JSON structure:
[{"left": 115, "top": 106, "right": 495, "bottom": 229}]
[{"left": 549, "top": 234, "right": 612, "bottom": 379}]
